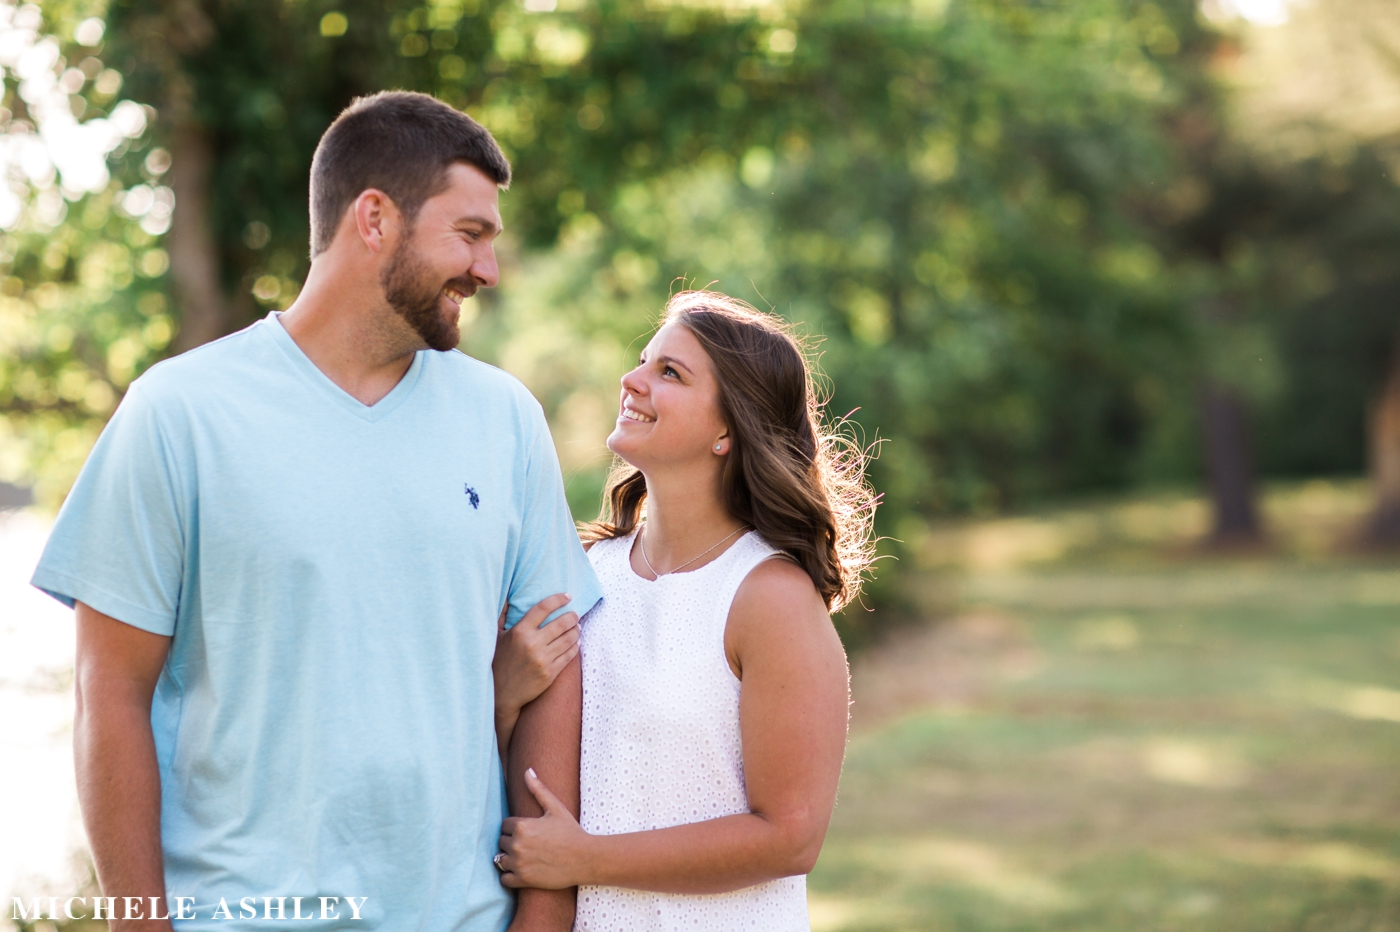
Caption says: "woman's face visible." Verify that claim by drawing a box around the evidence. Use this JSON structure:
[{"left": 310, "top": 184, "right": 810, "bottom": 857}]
[{"left": 607, "top": 322, "right": 730, "bottom": 471}]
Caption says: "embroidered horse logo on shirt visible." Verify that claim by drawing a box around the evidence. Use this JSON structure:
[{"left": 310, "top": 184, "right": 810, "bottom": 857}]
[{"left": 464, "top": 485, "right": 480, "bottom": 509}]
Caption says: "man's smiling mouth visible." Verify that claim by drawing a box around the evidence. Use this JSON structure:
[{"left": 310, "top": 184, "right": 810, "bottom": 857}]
[{"left": 443, "top": 285, "right": 471, "bottom": 306}]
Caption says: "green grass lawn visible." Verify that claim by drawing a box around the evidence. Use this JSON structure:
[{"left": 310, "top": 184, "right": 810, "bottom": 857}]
[{"left": 811, "top": 483, "right": 1400, "bottom": 931}]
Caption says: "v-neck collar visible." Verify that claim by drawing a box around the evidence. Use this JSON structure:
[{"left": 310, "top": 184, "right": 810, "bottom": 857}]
[{"left": 262, "top": 311, "right": 425, "bottom": 423}]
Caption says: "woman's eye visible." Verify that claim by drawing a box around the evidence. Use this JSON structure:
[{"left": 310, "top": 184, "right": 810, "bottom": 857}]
[{"left": 663, "top": 366, "right": 679, "bottom": 378}]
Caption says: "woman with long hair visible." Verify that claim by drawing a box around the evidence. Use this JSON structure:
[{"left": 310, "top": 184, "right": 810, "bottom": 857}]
[{"left": 491, "top": 290, "right": 876, "bottom": 930}]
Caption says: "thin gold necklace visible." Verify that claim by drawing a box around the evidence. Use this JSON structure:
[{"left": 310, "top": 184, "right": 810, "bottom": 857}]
[{"left": 639, "top": 524, "right": 746, "bottom": 578}]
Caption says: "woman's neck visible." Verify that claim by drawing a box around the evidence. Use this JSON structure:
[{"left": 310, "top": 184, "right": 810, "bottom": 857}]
[{"left": 640, "top": 470, "right": 746, "bottom": 570}]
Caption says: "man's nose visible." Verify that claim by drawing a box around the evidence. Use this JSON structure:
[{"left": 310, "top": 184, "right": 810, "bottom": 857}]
[{"left": 472, "top": 246, "right": 499, "bottom": 289}]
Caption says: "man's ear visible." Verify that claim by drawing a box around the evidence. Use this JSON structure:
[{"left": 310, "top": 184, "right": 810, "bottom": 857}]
[{"left": 352, "top": 189, "right": 401, "bottom": 255}]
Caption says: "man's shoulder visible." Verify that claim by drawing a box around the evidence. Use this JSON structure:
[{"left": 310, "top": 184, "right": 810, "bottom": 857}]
[
  {"left": 432, "top": 349, "right": 546, "bottom": 420},
  {"left": 128, "top": 320, "right": 270, "bottom": 407}
]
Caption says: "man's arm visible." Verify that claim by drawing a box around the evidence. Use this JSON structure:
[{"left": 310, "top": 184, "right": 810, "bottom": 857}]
[
  {"left": 74, "top": 600, "right": 173, "bottom": 932},
  {"left": 505, "top": 654, "right": 582, "bottom": 932}
]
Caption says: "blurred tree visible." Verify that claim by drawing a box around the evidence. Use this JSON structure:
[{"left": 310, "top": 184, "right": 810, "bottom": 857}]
[
  {"left": 4, "top": 0, "right": 1222, "bottom": 601},
  {"left": 103, "top": 0, "right": 410, "bottom": 346},
  {"left": 1219, "top": 0, "right": 1400, "bottom": 544},
  {"left": 1251, "top": 148, "right": 1400, "bottom": 542},
  {"left": 28, "top": 0, "right": 1378, "bottom": 608},
  {"left": 431, "top": 0, "right": 1215, "bottom": 557},
  {"left": 1158, "top": 135, "right": 1277, "bottom": 547},
  {"left": 0, "top": 0, "right": 172, "bottom": 505}
]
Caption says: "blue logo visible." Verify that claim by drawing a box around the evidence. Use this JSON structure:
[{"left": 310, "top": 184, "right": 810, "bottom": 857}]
[{"left": 464, "top": 485, "right": 480, "bottom": 509}]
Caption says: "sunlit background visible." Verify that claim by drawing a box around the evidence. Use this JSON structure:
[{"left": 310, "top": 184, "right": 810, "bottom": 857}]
[{"left": 3, "top": 0, "right": 1400, "bottom": 928}]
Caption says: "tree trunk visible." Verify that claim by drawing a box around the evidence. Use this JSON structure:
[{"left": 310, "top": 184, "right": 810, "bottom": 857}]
[
  {"left": 1368, "top": 344, "right": 1400, "bottom": 543},
  {"left": 1200, "top": 382, "right": 1264, "bottom": 545},
  {"left": 167, "top": 119, "right": 226, "bottom": 353},
  {"left": 130, "top": 0, "right": 223, "bottom": 354}
]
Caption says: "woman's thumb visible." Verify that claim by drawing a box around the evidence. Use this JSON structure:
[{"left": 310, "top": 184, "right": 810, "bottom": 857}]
[{"left": 525, "top": 767, "right": 567, "bottom": 816}]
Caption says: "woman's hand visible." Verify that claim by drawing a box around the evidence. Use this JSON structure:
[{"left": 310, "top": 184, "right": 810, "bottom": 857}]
[
  {"left": 493, "top": 594, "right": 581, "bottom": 755},
  {"left": 497, "top": 768, "right": 592, "bottom": 890}
]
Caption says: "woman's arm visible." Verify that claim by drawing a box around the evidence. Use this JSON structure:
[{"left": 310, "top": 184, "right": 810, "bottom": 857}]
[
  {"left": 498, "top": 558, "right": 849, "bottom": 893},
  {"left": 493, "top": 593, "right": 581, "bottom": 757}
]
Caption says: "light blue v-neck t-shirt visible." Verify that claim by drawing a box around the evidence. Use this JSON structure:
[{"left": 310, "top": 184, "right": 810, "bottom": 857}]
[{"left": 32, "top": 312, "right": 602, "bottom": 931}]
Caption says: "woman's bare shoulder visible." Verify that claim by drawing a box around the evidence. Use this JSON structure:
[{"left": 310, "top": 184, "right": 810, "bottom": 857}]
[
  {"left": 742, "top": 554, "right": 818, "bottom": 596},
  {"left": 729, "top": 557, "right": 832, "bottom": 639},
  {"left": 725, "top": 555, "right": 845, "bottom": 684}
]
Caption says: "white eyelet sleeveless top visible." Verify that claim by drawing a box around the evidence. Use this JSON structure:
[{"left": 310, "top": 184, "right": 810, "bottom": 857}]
[{"left": 573, "top": 528, "right": 811, "bottom": 932}]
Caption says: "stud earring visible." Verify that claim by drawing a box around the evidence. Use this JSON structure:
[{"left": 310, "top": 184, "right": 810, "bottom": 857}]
[{"left": 714, "top": 444, "right": 722, "bottom": 451}]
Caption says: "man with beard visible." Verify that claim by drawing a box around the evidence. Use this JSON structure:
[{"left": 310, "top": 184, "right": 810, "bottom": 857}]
[{"left": 31, "top": 92, "right": 600, "bottom": 932}]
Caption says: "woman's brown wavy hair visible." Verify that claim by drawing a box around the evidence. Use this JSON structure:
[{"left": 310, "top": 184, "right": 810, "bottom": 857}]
[{"left": 581, "top": 290, "right": 877, "bottom": 611}]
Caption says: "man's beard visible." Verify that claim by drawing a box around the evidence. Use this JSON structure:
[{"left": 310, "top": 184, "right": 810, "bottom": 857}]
[{"left": 380, "top": 233, "right": 470, "bottom": 352}]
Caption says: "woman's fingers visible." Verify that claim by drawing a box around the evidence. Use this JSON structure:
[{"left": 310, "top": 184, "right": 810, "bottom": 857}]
[
  {"left": 516, "top": 609, "right": 578, "bottom": 668},
  {"left": 542, "top": 625, "right": 580, "bottom": 661},
  {"left": 494, "top": 846, "right": 524, "bottom": 887},
  {"left": 519, "top": 612, "right": 575, "bottom": 649},
  {"left": 529, "top": 611, "right": 578, "bottom": 650},
  {"left": 538, "top": 615, "right": 579, "bottom": 653},
  {"left": 496, "top": 826, "right": 526, "bottom": 887},
  {"left": 497, "top": 806, "right": 578, "bottom": 890},
  {"left": 493, "top": 597, "right": 580, "bottom": 736},
  {"left": 515, "top": 617, "right": 577, "bottom": 678},
  {"left": 518, "top": 593, "right": 572, "bottom": 631},
  {"left": 545, "top": 642, "right": 580, "bottom": 679}
]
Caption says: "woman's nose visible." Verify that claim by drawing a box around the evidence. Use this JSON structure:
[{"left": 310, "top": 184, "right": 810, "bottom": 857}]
[{"left": 620, "top": 366, "right": 647, "bottom": 396}]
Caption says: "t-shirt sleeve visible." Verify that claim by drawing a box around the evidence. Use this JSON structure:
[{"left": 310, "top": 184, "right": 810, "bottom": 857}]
[
  {"left": 503, "top": 410, "right": 603, "bottom": 629},
  {"left": 30, "top": 380, "right": 189, "bottom": 636}
]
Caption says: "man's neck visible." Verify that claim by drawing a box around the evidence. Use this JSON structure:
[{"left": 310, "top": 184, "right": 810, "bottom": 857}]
[{"left": 278, "top": 262, "right": 424, "bottom": 407}]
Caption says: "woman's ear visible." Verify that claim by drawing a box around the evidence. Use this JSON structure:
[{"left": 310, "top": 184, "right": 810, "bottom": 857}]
[{"left": 712, "top": 434, "right": 730, "bottom": 455}]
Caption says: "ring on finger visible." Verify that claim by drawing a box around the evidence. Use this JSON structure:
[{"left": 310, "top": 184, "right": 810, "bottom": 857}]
[{"left": 493, "top": 852, "right": 507, "bottom": 871}]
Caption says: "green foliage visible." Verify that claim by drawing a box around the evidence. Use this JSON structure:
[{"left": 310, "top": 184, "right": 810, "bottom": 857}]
[
  {"left": 104, "top": 0, "right": 376, "bottom": 311},
  {"left": 0, "top": 0, "right": 1225, "bottom": 585},
  {"left": 1251, "top": 147, "right": 1400, "bottom": 477},
  {"left": 12, "top": 0, "right": 1397, "bottom": 606},
  {"left": 450, "top": 0, "right": 1214, "bottom": 587},
  {"left": 0, "top": 0, "right": 172, "bottom": 504}
]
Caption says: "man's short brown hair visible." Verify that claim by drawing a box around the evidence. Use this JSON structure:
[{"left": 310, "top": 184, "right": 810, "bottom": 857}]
[{"left": 308, "top": 91, "right": 511, "bottom": 256}]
